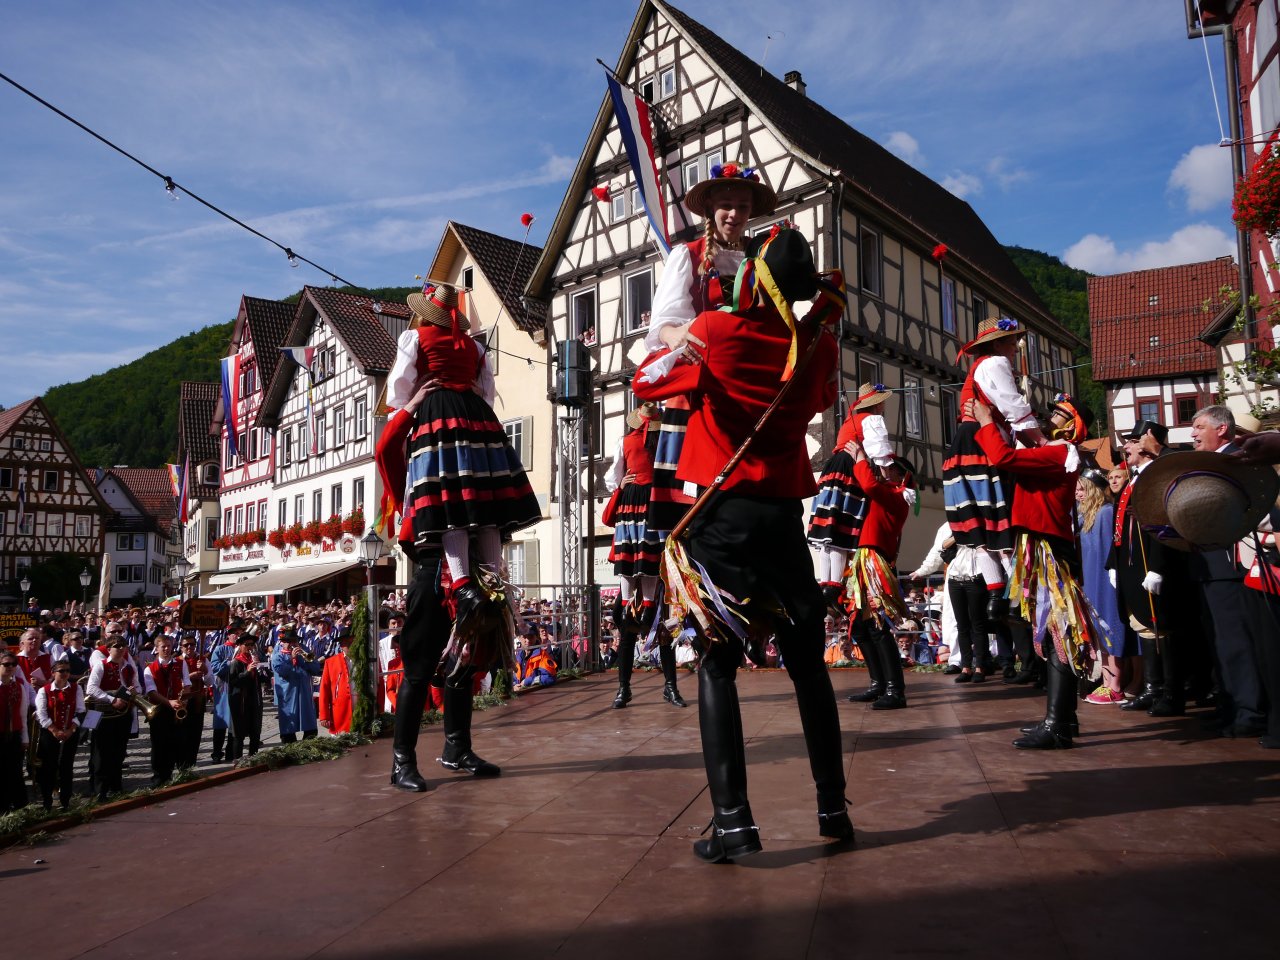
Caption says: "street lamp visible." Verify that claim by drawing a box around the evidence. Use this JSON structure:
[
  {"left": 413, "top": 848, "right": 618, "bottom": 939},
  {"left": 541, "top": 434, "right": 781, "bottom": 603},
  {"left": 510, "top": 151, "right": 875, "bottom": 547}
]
[
  {"left": 19, "top": 575, "right": 31, "bottom": 612},
  {"left": 359, "top": 530, "right": 385, "bottom": 713},
  {"left": 78, "top": 566, "right": 92, "bottom": 606},
  {"left": 174, "top": 555, "right": 193, "bottom": 604}
]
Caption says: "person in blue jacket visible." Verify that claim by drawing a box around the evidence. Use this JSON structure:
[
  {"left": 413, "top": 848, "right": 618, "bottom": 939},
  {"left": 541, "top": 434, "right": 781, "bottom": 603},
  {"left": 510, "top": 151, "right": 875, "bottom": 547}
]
[
  {"left": 272, "top": 627, "right": 325, "bottom": 742},
  {"left": 207, "top": 622, "right": 238, "bottom": 763}
]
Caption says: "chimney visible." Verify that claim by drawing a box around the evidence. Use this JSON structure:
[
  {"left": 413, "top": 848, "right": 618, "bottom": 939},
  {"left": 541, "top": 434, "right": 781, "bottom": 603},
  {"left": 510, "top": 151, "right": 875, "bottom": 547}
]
[{"left": 783, "top": 70, "right": 806, "bottom": 97}]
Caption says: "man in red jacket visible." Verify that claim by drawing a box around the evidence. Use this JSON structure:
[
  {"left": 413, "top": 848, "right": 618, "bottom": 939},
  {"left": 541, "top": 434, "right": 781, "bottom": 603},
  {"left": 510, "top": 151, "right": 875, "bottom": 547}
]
[
  {"left": 971, "top": 393, "right": 1096, "bottom": 749},
  {"left": 634, "top": 228, "right": 852, "bottom": 862},
  {"left": 844, "top": 449, "right": 916, "bottom": 709}
]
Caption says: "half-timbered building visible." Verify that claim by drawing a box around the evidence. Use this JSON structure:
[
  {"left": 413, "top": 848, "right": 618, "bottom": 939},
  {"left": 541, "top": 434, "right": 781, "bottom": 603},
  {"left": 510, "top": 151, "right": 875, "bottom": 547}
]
[
  {"left": 211, "top": 296, "right": 293, "bottom": 588},
  {"left": 96, "top": 468, "right": 177, "bottom": 606},
  {"left": 526, "top": 0, "right": 1081, "bottom": 575},
  {"left": 0, "top": 398, "right": 108, "bottom": 597},
  {"left": 176, "top": 380, "right": 221, "bottom": 597},
  {"left": 423, "top": 221, "right": 555, "bottom": 585},
  {"left": 1091, "top": 258, "right": 1235, "bottom": 446},
  {"left": 204, "top": 287, "right": 409, "bottom": 602}
]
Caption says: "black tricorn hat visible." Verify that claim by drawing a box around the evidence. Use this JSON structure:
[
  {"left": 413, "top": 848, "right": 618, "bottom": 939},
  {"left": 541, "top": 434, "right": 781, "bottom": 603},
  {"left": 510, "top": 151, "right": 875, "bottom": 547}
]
[
  {"left": 1124, "top": 420, "right": 1168, "bottom": 446},
  {"left": 745, "top": 227, "right": 818, "bottom": 303}
]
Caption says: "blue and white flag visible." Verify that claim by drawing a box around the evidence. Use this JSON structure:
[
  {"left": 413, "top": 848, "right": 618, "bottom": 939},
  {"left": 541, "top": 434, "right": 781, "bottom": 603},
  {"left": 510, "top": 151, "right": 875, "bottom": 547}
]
[{"left": 604, "top": 68, "right": 670, "bottom": 257}]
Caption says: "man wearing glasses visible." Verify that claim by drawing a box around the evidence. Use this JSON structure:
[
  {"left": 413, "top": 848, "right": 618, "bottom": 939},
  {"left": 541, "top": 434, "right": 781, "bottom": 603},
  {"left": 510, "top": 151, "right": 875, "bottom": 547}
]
[
  {"left": 0, "top": 654, "right": 31, "bottom": 810},
  {"left": 86, "top": 635, "right": 141, "bottom": 801},
  {"left": 34, "top": 658, "right": 84, "bottom": 810}
]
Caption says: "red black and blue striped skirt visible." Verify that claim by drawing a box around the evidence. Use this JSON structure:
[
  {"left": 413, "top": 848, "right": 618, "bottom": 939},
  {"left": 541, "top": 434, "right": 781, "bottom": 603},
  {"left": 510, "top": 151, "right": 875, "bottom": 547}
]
[
  {"left": 405, "top": 388, "right": 542, "bottom": 547},
  {"left": 645, "top": 399, "right": 695, "bottom": 541},
  {"left": 942, "top": 420, "right": 1013, "bottom": 551},
  {"left": 806, "top": 450, "right": 869, "bottom": 551},
  {"left": 608, "top": 482, "right": 661, "bottom": 576}
]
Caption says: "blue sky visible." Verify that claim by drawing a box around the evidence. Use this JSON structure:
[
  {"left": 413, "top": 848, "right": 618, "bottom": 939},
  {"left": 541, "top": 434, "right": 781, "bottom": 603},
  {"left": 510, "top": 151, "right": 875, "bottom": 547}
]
[{"left": 0, "top": 0, "right": 1235, "bottom": 408}]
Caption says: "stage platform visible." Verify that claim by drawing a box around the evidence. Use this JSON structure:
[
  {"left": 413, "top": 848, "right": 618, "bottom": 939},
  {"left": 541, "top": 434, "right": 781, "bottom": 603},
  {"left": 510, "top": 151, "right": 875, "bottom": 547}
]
[{"left": 5, "top": 669, "right": 1278, "bottom": 959}]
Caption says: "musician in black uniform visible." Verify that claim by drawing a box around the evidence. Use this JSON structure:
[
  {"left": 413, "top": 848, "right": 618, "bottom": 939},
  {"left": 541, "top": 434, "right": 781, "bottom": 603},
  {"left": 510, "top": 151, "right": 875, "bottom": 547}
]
[
  {"left": 34, "top": 658, "right": 84, "bottom": 809},
  {"left": 85, "top": 636, "right": 142, "bottom": 800}
]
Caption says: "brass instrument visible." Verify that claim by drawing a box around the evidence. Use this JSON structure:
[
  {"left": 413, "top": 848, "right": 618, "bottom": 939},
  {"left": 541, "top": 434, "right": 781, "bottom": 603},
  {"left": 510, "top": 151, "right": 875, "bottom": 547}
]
[
  {"left": 291, "top": 643, "right": 317, "bottom": 663},
  {"left": 86, "top": 686, "right": 160, "bottom": 722}
]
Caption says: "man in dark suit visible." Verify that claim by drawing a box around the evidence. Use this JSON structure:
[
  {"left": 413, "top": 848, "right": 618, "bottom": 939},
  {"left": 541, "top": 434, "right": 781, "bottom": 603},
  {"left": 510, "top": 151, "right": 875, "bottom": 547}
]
[
  {"left": 1186, "top": 406, "right": 1268, "bottom": 736},
  {"left": 1109, "top": 420, "right": 1192, "bottom": 716}
]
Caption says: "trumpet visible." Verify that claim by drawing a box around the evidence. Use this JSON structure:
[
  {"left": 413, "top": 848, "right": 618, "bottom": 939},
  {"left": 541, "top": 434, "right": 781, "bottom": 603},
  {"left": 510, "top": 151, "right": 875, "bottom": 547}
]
[
  {"left": 291, "top": 643, "right": 317, "bottom": 663},
  {"left": 92, "top": 686, "right": 160, "bottom": 723}
]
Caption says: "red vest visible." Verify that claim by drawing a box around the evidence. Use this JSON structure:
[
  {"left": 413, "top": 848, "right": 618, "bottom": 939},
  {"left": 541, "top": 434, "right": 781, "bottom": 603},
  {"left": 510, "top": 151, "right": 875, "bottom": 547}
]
[
  {"left": 46, "top": 683, "right": 77, "bottom": 729},
  {"left": 0, "top": 681, "right": 22, "bottom": 732},
  {"left": 620, "top": 427, "right": 655, "bottom": 484},
  {"left": 413, "top": 323, "right": 481, "bottom": 392},
  {"left": 184, "top": 656, "right": 207, "bottom": 697},
  {"left": 833, "top": 410, "right": 874, "bottom": 454},
  {"left": 1114, "top": 481, "right": 1136, "bottom": 547},
  {"left": 18, "top": 652, "right": 50, "bottom": 685},
  {"left": 148, "top": 659, "right": 184, "bottom": 699},
  {"left": 102, "top": 660, "right": 136, "bottom": 692},
  {"left": 684, "top": 238, "right": 729, "bottom": 313}
]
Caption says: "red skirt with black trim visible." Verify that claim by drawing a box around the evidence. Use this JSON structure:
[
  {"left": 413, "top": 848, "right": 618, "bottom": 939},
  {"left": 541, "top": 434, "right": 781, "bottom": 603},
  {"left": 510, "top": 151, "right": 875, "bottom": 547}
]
[{"left": 608, "top": 482, "right": 661, "bottom": 577}]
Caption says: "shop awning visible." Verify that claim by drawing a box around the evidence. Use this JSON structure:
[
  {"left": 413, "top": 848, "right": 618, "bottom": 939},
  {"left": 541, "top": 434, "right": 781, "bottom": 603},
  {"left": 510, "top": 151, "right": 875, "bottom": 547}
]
[
  {"left": 202, "top": 559, "right": 361, "bottom": 599},
  {"left": 208, "top": 570, "right": 265, "bottom": 586}
]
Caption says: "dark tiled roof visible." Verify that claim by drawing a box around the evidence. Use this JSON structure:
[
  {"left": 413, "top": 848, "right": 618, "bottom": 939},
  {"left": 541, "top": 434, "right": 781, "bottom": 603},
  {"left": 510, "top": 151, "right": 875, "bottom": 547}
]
[
  {"left": 0, "top": 398, "right": 37, "bottom": 437},
  {"left": 451, "top": 222, "right": 547, "bottom": 332},
  {"left": 242, "top": 296, "right": 296, "bottom": 388},
  {"left": 178, "top": 381, "right": 220, "bottom": 498},
  {"left": 1088, "top": 257, "right": 1237, "bottom": 382},
  {"left": 107, "top": 468, "right": 176, "bottom": 532},
  {"left": 306, "top": 286, "right": 409, "bottom": 372},
  {"left": 655, "top": 1, "right": 1064, "bottom": 338}
]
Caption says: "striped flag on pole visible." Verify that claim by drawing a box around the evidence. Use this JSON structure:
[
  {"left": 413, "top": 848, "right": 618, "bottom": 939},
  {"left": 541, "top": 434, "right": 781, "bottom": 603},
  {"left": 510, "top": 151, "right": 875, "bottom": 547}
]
[
  {"left": 166, "top": 463, "right": 182, "bottom": 497},
  {"left": 16, "top": 476, "right": 26, "bottom": 528},
  {"left": 220, "top": 354, "right": 242, "bottom": 460},
  {"left": 603, "top": 67, "right": 670, "bottom": 257},
  {"left": 177, "top": 454, "right": 189, "bottom": 525},
  {"left": 280, "top": 346, "right": 319, "bottom": 455}
]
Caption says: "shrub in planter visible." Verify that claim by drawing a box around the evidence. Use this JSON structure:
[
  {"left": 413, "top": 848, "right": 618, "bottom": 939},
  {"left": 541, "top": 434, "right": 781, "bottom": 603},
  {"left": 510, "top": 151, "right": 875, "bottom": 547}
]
[
  {"left": 320, "top": 514, "right": 344, "bottom": 541},
  {"left": 283, "top": 523, "right": 305, "bottom": 547},
  {"left": 341, "top": 509, "right": 365, "bottom": 536},
  {"left": 302, "top": 519, "right": 323, "bottom": 544},
  {"left": 267, "top": 528, "right": 286, "bottom": 549},
  {"left": 1233, "top": 131, "right": 1280, "bottom": 239}
]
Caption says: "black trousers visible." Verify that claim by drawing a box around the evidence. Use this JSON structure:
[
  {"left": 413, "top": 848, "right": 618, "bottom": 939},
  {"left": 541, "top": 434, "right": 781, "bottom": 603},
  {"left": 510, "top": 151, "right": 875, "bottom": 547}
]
[
  {"left": 395, "top": 559, "right": 453, "bottom": 755},
  {"left": 687, "top": 493, "right": 845, "bottom": 803},
  {"left": 36, "top": 729, "right": 80, "bottom": 806},
  {"left": 949, "top": 577, "right": 989, "bottom": 670},
  {"left": 1241, "top": 587, "right": 1280, "bottom": 738},
  {"left": 0, "top": 731, "right": 27, "bottom": 811},
  {"left": 91, "top": 716, "right": 130, "bottom": 797},
  {"left": 179, "top": 703, "right": 205, "bottom": 769},
  {"left": 149, "top": 708, "right": 182, "bottom": 784},
  {"left": 1201, "top": 579, "right": 1266, "bottom": 725}
]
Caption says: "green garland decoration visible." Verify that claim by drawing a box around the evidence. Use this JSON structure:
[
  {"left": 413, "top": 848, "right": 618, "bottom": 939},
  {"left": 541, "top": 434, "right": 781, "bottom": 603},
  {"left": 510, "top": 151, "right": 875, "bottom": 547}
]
[{"left": 350, "top": 591, "right": 375, "bottom": 735}]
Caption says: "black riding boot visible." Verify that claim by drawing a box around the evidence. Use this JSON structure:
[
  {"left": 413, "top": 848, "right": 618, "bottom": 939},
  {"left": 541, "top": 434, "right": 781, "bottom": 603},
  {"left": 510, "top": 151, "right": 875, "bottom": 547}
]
[
  {"left": 1121, "top": 640, "right": 1163, "bottom": 711},
  {"left": 439, "top": 672, "right": 500, "bottom": 776},
  {"left": 1008, "top": 624, "right": 1041, "bottom": 684},
  {"left": 613, "top": 632, "right": 636, "bottom": 708},
  {"left": 693, "top": 652, "right": 761, "bottom": 863},
  {"left": 791, "top": 664, "right": 853, "bottom": 842},
  {"left": 871, "top": 627, "right": 907, "bottom": 710},
  {"left": 659, "top": 642, "right": 687, "bottom": 707},
  {"left": 847, "top": 619, "right": 886, "bottom": 702},
  {"left": 1013, "top": 642, "right": 1077, "bottom": 749},
  {"left": 390, "top": 676, "right": 431, "bottom": 792}
]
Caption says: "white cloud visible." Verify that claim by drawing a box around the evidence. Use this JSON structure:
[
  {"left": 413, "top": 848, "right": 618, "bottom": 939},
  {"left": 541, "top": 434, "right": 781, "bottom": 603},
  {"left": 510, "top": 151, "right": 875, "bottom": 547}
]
[
  {"left": 986, "top": 156, "right": 1030, "bottom": 190},
  {"left": 1168, "top": 143, "right": 1233, "bottom": 212},
  {"left": 884, "top": 131, "right": 925, "bottom": 166},
  {"left": 1062, "top": 223, "right": 1235, "bottom": 274},
  {"left": 941, "top": 173, "right": 983, "bottom": 198}
]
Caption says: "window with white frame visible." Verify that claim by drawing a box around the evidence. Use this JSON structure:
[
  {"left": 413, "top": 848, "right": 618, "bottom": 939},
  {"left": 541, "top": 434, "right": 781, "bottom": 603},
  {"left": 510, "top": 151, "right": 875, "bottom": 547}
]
[
  {"left": 11, "top": 437, "right": 25, "bottom": 451},
  {"left": 858, "top": 356, "right": 881, "bottom": 388},
  {"left": 42, "top": 470, "right": 59, "bottom": 492},
  {"left": 353, "top": 397, "right": 368, "bottom": 439},
  {"left": 705, "top": 149, "right": 723, "bottom": 174},
  {"left": 353, "top": 478, "right": 366, "bottom": 512},
  {"left": 312, "top": 490, "right": 322, "bottom": 523},
  {"left": 246, "top": 502, "right": 257, "bottom": 531},
  {"left": 972, "top": 296, "right": 987, "bottom": 340},
  {"left": 299, "top": 423, "right": 309, "bottom": 457},
  {"left": 683, "top": 158, "right": 701, "bottom": 192},
  {"left": 333, "top": 405, "right": 346, "bottom": 447},
  {"left": 278, "top": 500, "right": 287, "bottom": 528},
  {"left": 904, "top": 377, "right": 923, "bottom": 439},
  {"left": 248, "top": 427, "right": 259, "bottom": 462},
  {"left": 281, "top": 427, "right": 293, "bottom": 465},
  {"left": 47, "top": 515, "right": 62, "bottom": 537},
  {"left": 331, "top": 483, "right": 342, "bottom": 517},
  {"left": 504, "top": 419, "right": 524, "bottom": 459},
  {"left": 75, "top": 515, "right": 91, "bottom": 538},
  {"left": 462, "top": 266, "right": 474, "bottom": 290},
  {"left": 611, "top": 192, "right": 628, "bottom": 223},
  {"left": 234, "top": 505, "right": 244, "bottom": 534},
  {"left": 504, "top": 541, "right": 527, "bottom": 584},
  {"left": 640, "top": 75, "right": 655, "bottom": 102},
  {"left": 205, "top": 518, "right": 219, "bottom": 549},
  {"left": 117, "top": 534, "right": 132, "bottom": 551},
  {"left": 294, "top": 494, "right": 304, "bottom": 524},
  {"left": 315, "top": 413, "right": 327, "bottom": 454},
  {"left": 859, "top": 226, "right": 882, "bottom": 297},
  {"left": 941, "top": 388, "right": 959, "bottom": 447},
  {"left": 626, "top": 269, "right": 654, "bottom": 331},
  {"left": 630, "top": 186, "right": 640, "bottom": 217},
  {"left": 573, "top": 289, "right": 597, "bottom": 342},
  {"left": 39, "top": 439, "right": 51, "bottom": 452},
  {"left": 659, "top": 67, "right": 677, "bottom": 100}
]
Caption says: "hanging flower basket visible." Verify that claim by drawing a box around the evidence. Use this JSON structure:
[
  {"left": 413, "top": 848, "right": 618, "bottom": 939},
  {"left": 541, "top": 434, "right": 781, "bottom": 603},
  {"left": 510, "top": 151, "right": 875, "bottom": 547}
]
[
  {"left": 284, "top": 523, "right": 305, "bottom": 547},
  {"left": 213, "top": 535, "right": 230, "bottom": 550},
  {"left": 320, "top": 514, "right": 344, "bottom": 541},
  {"left": 342, "top": 509, "right": 365, "bottom": 536},
  {"left": 1233, "top": 132, "right": 1280, "bottom": 238},
  {"left": 267, "top": 528, "right": 286, "bottom": 549},
  {"left": 302, "top": 520, "right": 324, "bottom": 544}
]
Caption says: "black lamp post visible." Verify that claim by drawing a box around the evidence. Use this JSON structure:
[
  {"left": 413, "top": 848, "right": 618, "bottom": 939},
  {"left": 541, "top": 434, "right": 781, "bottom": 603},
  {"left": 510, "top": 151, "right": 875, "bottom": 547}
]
[
  {"left": 20, "top": 575, "right": 31, "bottom": 612},
  {"left": 359, "top": 529, "right": 385, "bottom": 706},
  {"left": 173, "top": 555, "right": 193, "bottom": 604},
  {"left": 78, "top": 566, "right": 92, "bottom": 606}
]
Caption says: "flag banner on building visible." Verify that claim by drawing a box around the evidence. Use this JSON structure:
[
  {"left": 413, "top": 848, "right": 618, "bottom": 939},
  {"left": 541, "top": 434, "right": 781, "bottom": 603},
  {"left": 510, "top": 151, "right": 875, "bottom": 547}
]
[
  {"left": 220, "top": 354, "right": 242, "bottom": 460},
  {"left": 177, "top": 454, "right": 190, "bottom": 525},
  {"left": 16, "top": 476, "right": 26, "bottom": 526},
  {"left": 603, "top": 67, "right": 670, "bottom": 257},
  {"left": 166, "top": 463, "right": 182, "bottom": 497},
  {"left": 280, "top": 346, "right": 319, "bottom": 455}
]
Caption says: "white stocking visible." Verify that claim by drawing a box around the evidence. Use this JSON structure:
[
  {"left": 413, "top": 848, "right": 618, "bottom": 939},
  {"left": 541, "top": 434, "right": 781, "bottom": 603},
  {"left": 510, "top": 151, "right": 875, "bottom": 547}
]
[
  {"left": 442, "top": 529, "right": 470, "bottom": 582},
  {"left": 619, "top": 577, "right": 635, "bottom": 602},
  {"left": 973, "top": 547, "right": 1005, "bottom": 590},
  {"left": 638, "top": 575, "right": 660, "bottom": 603},
  {"left": 475, "top": 525, "right": 503, "bottom": 572}
]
